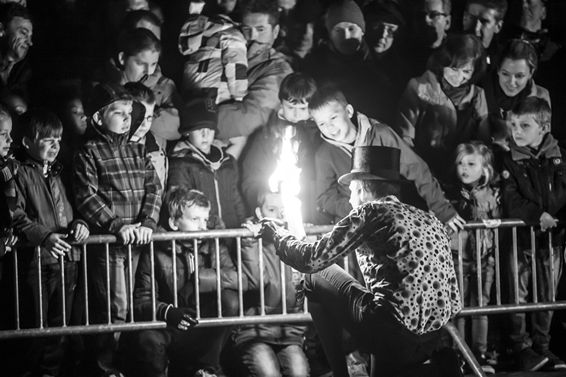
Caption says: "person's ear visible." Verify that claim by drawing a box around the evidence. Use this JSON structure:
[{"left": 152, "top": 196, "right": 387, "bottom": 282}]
[
  {"left": 22, "top": 136, "right": 31, "bottom": 150},
  {"left": 118, "top": 52, "right": 126, "bottom": 67},
  {"left": 0, "top": 22, "right": 5, "bottom": 38},
  {"left": 168, "top": 217, "right": 179, "bottom": 231},
  {"left": 445, "top": 15, "right": 451, "bottom": 31},
  {"left": 255, "top": 207, "right": 263, "bottom": 219},
  {"left": 346, "top": 104, "right": 354, "bottom": 119},
  {"left": 495, "top": 19, "right": 504, "bottom": 34},
  {"left": 92, "top": 111, "right": 103, "bottom": 126},
  {"left": 272, "top": 24, "right": 280, "bottom": 41}
]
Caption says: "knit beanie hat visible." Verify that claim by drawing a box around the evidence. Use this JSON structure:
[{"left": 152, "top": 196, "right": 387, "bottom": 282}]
[
  {"left": 325, "top": 0, "right": 365, "bottom": 33},
  {"left": 364, "top": 1, "right": 405, "bottom": 28},
  {"left": 86, "top": 82, "right": 132, "bottom": 117},
  {"left": 179, "top": 97, "right": 218, "bottom": 135}
]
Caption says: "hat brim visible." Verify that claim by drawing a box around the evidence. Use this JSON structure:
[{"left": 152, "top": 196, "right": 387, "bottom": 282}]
[{"left": 338, "top": 171, "right": 400, "bottom": 185}]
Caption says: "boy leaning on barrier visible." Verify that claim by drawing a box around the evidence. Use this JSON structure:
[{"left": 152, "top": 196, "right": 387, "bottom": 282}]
[
  {"left": 120, "top": 187, "right": 247, "bottom": 377},
  {"left": 12, "top": 109, "right": 89, "bottom": 377},
  {"left": 500, "top": 96, "right": 566, "bottom": 371},
  {"left": 73, "top": 82, "right": 162, "bottom": 376}
]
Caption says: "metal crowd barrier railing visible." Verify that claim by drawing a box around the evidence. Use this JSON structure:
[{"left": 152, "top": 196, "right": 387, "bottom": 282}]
[{"left": 1, "top": 219, "right": 565, "bottom": 377}]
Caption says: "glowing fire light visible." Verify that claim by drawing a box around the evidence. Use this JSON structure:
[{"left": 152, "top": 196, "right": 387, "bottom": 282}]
[{"left": 268, "top": 126, "right": 306, "bottom": 239}]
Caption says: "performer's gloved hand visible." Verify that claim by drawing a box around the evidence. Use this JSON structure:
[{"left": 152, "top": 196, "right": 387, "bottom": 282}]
[
  {"left": 259, "top": 218, "right": 281, "bottom": 243},
  {"left": 165, "top": 305, "right": 198, "bottom": 331}
]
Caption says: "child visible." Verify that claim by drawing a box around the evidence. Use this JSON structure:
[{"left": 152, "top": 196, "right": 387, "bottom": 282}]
[
  {"left": 311, "top": 85, "right": 465, "bottom": 231},
  {"left": 168, "top": 97, "right": 246, "bottom": 229},
  {"left": 0, "top": 107, "right": 17, "bottom": 272},
  {"left": 124, "top": 81, "right": 168, "bottom": 189},
  {"left": 120, "top": 187, "right": 244, "bottom": 377},
  {"left": 178, "top": 0, "right": 248, "bottom": 104},
  {"left": 398, "top": 33, "right": 488, "bottom": 194},
  {"left": 73, "top": 82, "right": 162, "bottom": 375},
  {"left": 228, "top": 189, "right": 309, "bottom": 377},
  {"left": 106, "top": 27, "right": 181, "bottom": 146},
  {"left": 452, "top": 141, "right": 500, "bottom": 374},
  {"left": 501, "top": 97, "right": 566, "bottom": 371},
  {"left": 240, "top": 72, "right": 322, "bottom": 223},
  {"left": 12, "top": 110, "right": 89, "bottom": 377}
]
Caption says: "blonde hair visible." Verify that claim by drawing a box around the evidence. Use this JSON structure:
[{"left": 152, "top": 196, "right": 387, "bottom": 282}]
[{"left": 455, "top": 141, "right": 496, "bottom": 187}]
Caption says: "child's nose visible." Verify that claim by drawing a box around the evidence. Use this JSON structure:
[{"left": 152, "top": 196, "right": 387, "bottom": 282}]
[{"left": 474, "top": 20, "right": 482, "bottom": 35}]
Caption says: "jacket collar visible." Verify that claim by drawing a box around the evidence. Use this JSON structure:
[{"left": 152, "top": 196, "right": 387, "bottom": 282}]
[
  {"left": 510, "top": 133, "right": 561, "bottom": 161},
  {"left": 170, "top": 139, "right": 228, "bottom": 171},
  {"left": 21, "top": 154, "right": 63, "bottom": 177}
]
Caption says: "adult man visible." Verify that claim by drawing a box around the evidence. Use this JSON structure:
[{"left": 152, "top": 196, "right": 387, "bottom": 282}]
[
  {"left": 217, "top": 0, "right": 292, "bottom": 158},
  {"left": 261, "top": 146, "right": 462, "bottom": 377},
  {"left": 0, "top": 2, "right": 32, "bottom": 101}
]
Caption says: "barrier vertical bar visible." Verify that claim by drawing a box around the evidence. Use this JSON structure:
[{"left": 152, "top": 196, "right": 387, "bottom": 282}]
[
  {"left": 530, "top": 227, "right": 538, "bottom": 303},
  {"left": 37, "top": 247, "right": 44, "bottom": 329},
  {"left": 494, "top": 228, "right": 501, "bottom": 305},
  {"left": 150, "top": 241, "right": 156, "bottom": 321},
  {"left": 193, "top": 239, "right": 200, "bottom": 319},
  {"left": 236, "top": 237, "right": 243, "bottom": 317},
  {"left": 171, "top": 240, "right": 178, "bottom": 307},
  {"left": 458, "top": 232, "right": 464, "bottom": 304},
  {"left": 548, "top": 232, "right": 555, "bottom": 302},
  {"left": 445, "top": 322, "right": 487, "bottom": 377},
  {"left": 127, "top": 244, "right": 134, "bottom": 323},
  {"left": 475, "top": 229, "right": 483, "bottom": 307},
  {"left": 60, "top": 255, "right": 67, "bottom": 327},
  {"left": 105, "top": 243, "right": 111, "bottom": 325},
  {"left": 258, "top": 238, "right": 265, "bottom": 316},
  {"left": 13, "top": 249, "right": 20, "bottom": 330},
  {"left": 215, "top": 238, "right": 222, "bottom": 318},
  {"left": 512, "top": 227, "right": 519, "bottom": 304},
  {"left": 280, "top": 260, "right": 287, "bottom": 315},
  {"left": 83, "top": 244, "right": 89, "bottom": 325}
]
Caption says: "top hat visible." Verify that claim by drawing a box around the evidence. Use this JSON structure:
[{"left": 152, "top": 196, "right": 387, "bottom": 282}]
[{"left": 338, "top": 146, "right": 401, "bottom": 185}]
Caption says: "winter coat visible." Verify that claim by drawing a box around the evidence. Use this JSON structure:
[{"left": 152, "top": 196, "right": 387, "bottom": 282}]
[
  {"left": 315, "top": 111, "right": 456, "bottom": 222},
  {"left": 73, "top": 123, "right": 162, "bottom": 234},
  {"left": 232, "top": 230, "right": 306, "bottom": 346},
  {"left": 240, "top": 110, "right": 322, "bottom": 219},
  {"left": 178, "top": 13, "right": 248, "bottom": 104},
  {"left": 500, "top": 134, "right": 566, "bottom": 248},
  {"left": 168, "top": 140, "right": 246, "bottom": 229},
  {"left": 216, "top": 48, "right": 292, "bottom": 139},
  {"left": 133, "top": 231, "right": 247, "bottom": 322},
  {"left": 398, "top": 70, "right": 488, "bottom": 185},
  {"left": 273, "top": 196, "right": 462, "bottom": 335},
  {"left": 13, "top": 156, "right": 86, "bottom": 264}
]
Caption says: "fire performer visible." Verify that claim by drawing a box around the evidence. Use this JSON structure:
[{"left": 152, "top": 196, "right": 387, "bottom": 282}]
[{"left": 259, "top": 146, "right": 463, "bottom": 377}]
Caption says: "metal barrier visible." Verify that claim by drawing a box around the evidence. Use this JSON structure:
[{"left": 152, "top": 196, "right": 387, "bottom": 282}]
[{"left": 1, "top": 219, "right": 565, "bottom": 377}]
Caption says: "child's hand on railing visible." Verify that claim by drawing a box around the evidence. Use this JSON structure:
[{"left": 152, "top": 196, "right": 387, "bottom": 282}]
[
  {"left": 539, "top": 212, "right": 557, "bottom": 232},
  {"left": 118, "top": 223, "right": 140, "bottom": 245},
  {"left": 43, "top": 233, "right": 72, "bottom": 259},
  {"left": 446, "top": 214, "right": 466, "bottom": 234},
  {"left": 242, "top": 219, "right": 262, "bottom": 238},
  {"left": 135, "top": 226, "right": 153, "bottom": 245},
  {"left": 69, "top": 222, "right": 89, "bottom": 243}
]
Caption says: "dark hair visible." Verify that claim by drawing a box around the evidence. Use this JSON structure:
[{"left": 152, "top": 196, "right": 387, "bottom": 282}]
[
  {"left": 427, "top": 33, "right": 485, "bottom": 84},
  {"left": 117, "top": 27, "right": 161, "bottom": 60},
  {"left": 121, "top": 9, "right": 162, "bottom": 32},
  {"left": 124, "top": 82, "right": 156, "bottom": 104},
  {"left": 465, "top": 0, "right": 508, "bottom": 21},
  {"left": 496, "top": 38, "right": 538, "bottom": 73},
  {"left": 240, "top": 0, "right": 280, "bottom": 26},
  {"left": 0, "top": 3, "right": 31, "bottom": 28},
  {"left": 20, "top": 109, "right": 63, "bottom": 141},
  {"left": 165, "top": 187, "right": 210, "bottom": 221},
  {"left": 507, "top": 96, "right": 551, "bottom": 130},
  {"left": 360, "top": 180, "right": 401, "bottom": 199},
  {"left": 279, "top": 72, "right": 317, "bottom": 104},
  {"left": 308, "top": 85, "right": 349, "bottom": 112}
]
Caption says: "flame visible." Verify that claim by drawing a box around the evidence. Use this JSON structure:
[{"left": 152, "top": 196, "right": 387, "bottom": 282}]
[{"left": 268, "top": 126, "right": 306, "bottom": 239}]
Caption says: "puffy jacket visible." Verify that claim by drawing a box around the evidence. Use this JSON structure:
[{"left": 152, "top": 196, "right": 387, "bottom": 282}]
[{"left": 168, "top": 140, "right": 246, "bottom": 229}]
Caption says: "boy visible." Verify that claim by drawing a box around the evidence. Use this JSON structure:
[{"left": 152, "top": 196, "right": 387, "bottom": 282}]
[
  {"left": 240, "top": 72, "right": 322, "bottom": 223},
  {"left": 168, "top": 97, "right": 246, "bottom": 229},
  {"left": 501, "top": 97, "right": 566, "bottom": 371},
  {"left": 311, "top": 86, "right": 465, "bottom": 231},
  {"left": 124, "top": 82, "right": 168, "bottom": 190},
  {"left": 12, "top": 110, "right": 89, "bottom": 377},
  {"left": 74, "top": 82, "right": 162, "bottom": 375},
  {"left": 120, "top": 188, "right": 244, "bottom": 377},
  {"left": 229, "top": 189, "right": 309, "bottom": 377}
]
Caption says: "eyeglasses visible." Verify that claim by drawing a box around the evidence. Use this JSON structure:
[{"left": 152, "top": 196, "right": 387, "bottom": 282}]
[{"left": 418, "top": 10, "right": 448, "bottom": 20}]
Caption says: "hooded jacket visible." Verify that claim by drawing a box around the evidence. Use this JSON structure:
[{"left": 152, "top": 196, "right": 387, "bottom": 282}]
[
  {"left": 73, "top": 122, "right": 162, "bottom": 234},
  {"left": 168, "top": 140, "right": 246, "bottom": 229},
  {"left": 315, "top": 111, "right": 456, "bottom": 222},
  {"left": 501, "top": 134, "right": 566, "bottom": 247}
]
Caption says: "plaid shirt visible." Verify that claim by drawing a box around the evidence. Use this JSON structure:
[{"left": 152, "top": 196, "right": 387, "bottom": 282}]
[{"left": 73, "top": 125, "right": 162, "bottom": 234}]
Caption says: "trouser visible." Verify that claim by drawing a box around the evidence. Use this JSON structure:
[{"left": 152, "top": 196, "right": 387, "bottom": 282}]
[
  {"left": 304, "top": 264, "right": 441, "bottom": 377},
  {"left": 508, "top": 246, "right": 563, "bottom": 353}
]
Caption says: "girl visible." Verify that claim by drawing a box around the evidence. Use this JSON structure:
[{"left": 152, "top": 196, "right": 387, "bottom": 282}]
[
  {"left": 452, "top": 141, "right": 501, "bottom": 374},
  {"left": 103, "top": 27, "right": 181, "bottom": 146},
  {"left": 398, "top": 33, "right": 488, "bottom": 194},
  {"left": 483, "top": 38, "right": 550, "bottom": 150}
]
